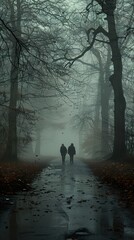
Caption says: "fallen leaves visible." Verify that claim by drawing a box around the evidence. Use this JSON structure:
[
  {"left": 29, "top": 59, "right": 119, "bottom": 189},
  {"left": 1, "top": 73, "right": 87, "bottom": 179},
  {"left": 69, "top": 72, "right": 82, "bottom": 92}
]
[
  {"left": 87, "top": 159, "right": 134, "bottom": 208},
  {"left": 0, "top": 161, "right": 48, "bottom": 195}
]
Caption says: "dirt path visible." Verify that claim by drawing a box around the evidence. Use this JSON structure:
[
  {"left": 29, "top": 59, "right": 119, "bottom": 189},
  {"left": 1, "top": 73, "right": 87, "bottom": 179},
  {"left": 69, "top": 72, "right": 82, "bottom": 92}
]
[{"left": 0, "top": 159, "right": 134, "bottom": 240}]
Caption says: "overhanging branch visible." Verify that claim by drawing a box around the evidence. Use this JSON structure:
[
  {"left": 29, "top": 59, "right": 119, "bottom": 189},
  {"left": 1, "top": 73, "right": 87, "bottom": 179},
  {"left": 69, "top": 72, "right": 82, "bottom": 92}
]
[
  {"left": 0, "top": 17, "right": 27, "bottom": 50},
  {"left": 86, "top": 26, "right": 109, "bottom": 42},
  {"left": 65, "top": 26, "right": 109, "bottom": 67}
]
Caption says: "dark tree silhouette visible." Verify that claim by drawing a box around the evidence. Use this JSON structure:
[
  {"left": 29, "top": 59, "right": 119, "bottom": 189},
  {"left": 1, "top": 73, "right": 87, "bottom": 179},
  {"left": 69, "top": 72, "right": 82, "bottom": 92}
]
[{"left": 65, "top": 0, "right": 130, "bottom": 159}]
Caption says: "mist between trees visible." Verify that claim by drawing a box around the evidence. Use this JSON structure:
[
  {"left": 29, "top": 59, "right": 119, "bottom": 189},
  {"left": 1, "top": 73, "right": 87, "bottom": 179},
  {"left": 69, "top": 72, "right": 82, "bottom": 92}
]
[{"left": 0, "top": 0, "right": 134, "bottom": 161}]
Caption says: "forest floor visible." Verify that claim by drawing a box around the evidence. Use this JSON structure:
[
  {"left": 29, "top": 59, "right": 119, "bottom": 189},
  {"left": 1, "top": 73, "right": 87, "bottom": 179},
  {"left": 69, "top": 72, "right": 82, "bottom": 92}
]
[
  {"left": 0, "top": 158, "right": 50, "bottom": 209},
  {"left": 86, "top": 157, "right": 134, "bottom": 209},
  {"left": 1, "top": 158, "right": 134, "bottom": 240}
]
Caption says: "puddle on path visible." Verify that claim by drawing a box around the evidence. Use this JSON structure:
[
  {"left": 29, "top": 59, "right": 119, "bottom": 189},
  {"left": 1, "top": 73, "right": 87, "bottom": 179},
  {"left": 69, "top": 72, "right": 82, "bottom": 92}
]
[{"left": 0, "top": 159, "right": 134, "bottom": 240}]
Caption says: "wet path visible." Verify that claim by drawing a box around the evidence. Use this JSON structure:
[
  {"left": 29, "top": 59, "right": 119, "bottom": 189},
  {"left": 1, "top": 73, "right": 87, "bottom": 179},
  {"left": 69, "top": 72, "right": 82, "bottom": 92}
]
[{"left": 0, "top": 159, "right": 134, "bottom": 240}]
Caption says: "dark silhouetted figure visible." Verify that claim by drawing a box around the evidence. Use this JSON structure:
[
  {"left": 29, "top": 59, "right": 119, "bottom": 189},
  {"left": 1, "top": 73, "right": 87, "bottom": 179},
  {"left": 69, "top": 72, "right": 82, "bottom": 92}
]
[
  {"left": 68, "top": 143, "right": 76, "bottom": 164},
  {"left": 60, "top": 144, "right": 67, "bottom": 164}
]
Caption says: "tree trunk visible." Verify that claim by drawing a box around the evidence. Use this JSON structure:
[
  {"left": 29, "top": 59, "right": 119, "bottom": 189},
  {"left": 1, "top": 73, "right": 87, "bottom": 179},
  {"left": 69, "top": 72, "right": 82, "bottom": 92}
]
[
  {"left": 4, "top": 42, "right": 21, "bottom": 161},
  {"left": 92, "top": 48, "right": 111, "bottom": 157},
  {"left": 107, "top": 13, "right": 126, "bottom": 158},
  {"left": 3, "top": 0, "right": 21, "bottom": 161},
  {"left": 101, "top": 48, "right": 112, "bottom": 155},
  {"left": 35, "top": 129, "right": 41, "bottom": 157},
  {"left": 92, "top": 78, "right": 101, "bottom": 158},
  {"left": 101, "top": 85, "right": 111, "bottom": 155}
]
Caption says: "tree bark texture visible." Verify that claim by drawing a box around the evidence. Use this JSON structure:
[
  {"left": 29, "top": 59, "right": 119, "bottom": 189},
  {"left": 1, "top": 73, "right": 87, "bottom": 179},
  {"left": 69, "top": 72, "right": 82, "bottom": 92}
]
[
  {"left": 92, "top": 48, "right": 111, "bottom": 156},
  {"left": 101, "top": 48, "right": 112, "bottom": 155},
  {"left": 95, "top": 0, "right": 126, "bottom": 158},
  {"left": 107, "top": 12, "right": 126, "bottom": 158},
  {"left": 4, "top": 42, "right": 21, "bottom": 160},
  {"left": 3, "top": 0, "right": 21, "bottom": 161}
]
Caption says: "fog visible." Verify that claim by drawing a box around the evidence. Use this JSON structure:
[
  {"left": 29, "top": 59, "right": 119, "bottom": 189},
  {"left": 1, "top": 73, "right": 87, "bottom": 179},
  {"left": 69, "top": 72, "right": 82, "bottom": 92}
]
[
  {"left": 40, "top": 124, "right": 79, "bottom": 157},
  {"left": 36, "top": 105, "right": 79, "bottom": 157},
  {"left": 0, "top": 0, "right": 133, "bottom": 162},
  {"left": 21, "top": 93, "right": 82, "bottom": 159}
]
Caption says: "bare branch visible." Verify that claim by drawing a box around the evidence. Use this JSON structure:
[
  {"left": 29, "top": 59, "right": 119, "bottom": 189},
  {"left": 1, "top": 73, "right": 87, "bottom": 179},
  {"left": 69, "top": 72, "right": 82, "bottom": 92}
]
[
  {"left": 0, "top": 17, "right": 27, "bottom": 50},
  {"left": 86, "top": 0, "right": 94, "bottom": 12},
  {"left": 95, "top": 38, "right": 109, "bottom": 44},
  {"left": 86, "top": 26, "right": 109, "bottom": 42},
  {"left": 77, "top": 59, "right": 99, "bottom": 71},
  {"left": 65, "top": 26, "right": 109, "bottom": 67}
]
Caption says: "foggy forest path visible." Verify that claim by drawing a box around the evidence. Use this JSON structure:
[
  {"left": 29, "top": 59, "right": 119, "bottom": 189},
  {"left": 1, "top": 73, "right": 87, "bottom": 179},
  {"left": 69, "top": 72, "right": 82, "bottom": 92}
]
[{"left": 0, "top": 158, "right": 134, "bottom": 240}]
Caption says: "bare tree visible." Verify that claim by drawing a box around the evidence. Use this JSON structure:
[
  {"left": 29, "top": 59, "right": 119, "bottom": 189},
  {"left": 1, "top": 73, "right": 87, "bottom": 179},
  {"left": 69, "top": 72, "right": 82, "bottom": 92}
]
[
  {"left": 1, "top": 0, "right": 69, "bottom": 161},
  {"left": 64, "top": 0, "right": 134, "bottom": 159}
]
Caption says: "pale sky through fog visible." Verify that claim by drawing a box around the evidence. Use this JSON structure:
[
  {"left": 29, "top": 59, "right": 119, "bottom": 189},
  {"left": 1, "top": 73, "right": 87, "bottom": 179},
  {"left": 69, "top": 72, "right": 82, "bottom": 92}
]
[
  {"left": 40, "top": 104, "right": 79, "bottom": 157},
  {"left": 41, "top": 126, "right": 79, "bottom": 157}
]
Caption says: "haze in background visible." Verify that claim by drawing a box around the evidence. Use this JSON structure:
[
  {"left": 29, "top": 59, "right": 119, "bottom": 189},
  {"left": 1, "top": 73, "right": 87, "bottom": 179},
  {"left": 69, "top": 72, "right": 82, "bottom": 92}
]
[{"left": 32, "top": 102, "right": 80, "bottom": 158}]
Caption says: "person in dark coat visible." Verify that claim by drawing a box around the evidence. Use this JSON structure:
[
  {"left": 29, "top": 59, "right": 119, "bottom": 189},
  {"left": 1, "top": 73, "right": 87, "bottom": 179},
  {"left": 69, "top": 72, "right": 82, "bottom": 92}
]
[
  {"left": 60, "top": 144, "right": 67, "bottom": 164},
  {"left": 68, "top": 143, "right": 76, "bottom": 164}
]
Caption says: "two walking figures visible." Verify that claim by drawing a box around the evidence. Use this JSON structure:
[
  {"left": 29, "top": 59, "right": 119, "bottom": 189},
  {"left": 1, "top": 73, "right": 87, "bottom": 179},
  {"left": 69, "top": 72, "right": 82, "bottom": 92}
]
[{"left": 60, "top": 143, "right": 76, "bottom": 164}]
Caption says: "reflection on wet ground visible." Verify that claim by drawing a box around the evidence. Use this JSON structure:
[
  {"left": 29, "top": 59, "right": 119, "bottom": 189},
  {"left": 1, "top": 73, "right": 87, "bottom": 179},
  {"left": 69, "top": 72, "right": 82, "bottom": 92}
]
[{"left": 0, "top": 159, "right": 134, "bottom": 240}]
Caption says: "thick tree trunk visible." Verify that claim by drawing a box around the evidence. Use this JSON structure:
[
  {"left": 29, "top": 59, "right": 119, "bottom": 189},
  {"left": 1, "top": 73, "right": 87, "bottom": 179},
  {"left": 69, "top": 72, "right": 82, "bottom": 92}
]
[
  {"left": 3, "top": 0, "right": 21, "bottom": 161},
  {"left": 101, "top": 86, "right": 111, "bottom": 154},
  {"left": 92, "top": 78, "right": 101, "bottom": 158},
  {"left": 4, "top": 42, "right": 21, "bottom": 161},
  {"left": 92, "top": 49, "right": 104, "bottom": 157},
  {"left": 101, "top": 49, "right": 112, "bottom": 155},
  {"left": 92, "top": 48, "right": 111, "bottom": 156},
  {"left": 107, "top": 13, "right": 126, "bottom": 158}
]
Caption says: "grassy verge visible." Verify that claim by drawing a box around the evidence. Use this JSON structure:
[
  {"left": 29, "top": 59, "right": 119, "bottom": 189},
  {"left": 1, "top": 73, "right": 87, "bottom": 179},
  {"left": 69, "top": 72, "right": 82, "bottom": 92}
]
[
  {"left": 86, "top": 158, "right": 134, "bottom": 208},
  {"left": 0, "top": 160, "right": 49, "bottom": 195}
]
